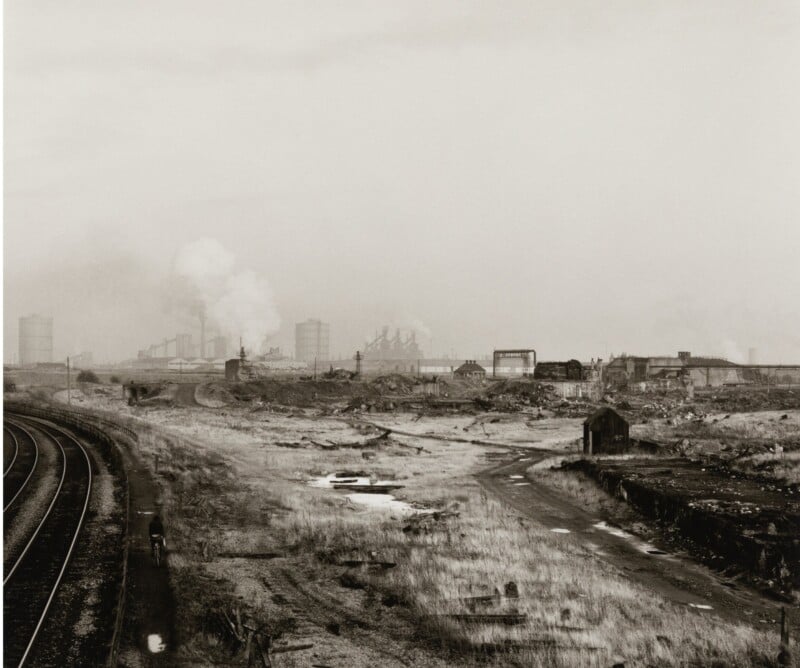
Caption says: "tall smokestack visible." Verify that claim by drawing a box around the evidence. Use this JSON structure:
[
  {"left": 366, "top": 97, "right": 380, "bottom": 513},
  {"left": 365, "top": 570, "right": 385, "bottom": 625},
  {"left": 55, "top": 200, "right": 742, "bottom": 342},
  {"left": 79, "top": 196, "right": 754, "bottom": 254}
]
[{"left": 199, "top": 307, "right": 206, "bottom": 358}]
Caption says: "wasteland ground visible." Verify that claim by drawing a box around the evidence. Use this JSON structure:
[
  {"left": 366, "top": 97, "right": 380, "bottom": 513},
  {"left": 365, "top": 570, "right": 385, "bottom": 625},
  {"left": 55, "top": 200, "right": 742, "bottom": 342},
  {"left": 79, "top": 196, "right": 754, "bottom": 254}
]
[{"left": 9, "top": 375, "right": 800, "bottom": 666}]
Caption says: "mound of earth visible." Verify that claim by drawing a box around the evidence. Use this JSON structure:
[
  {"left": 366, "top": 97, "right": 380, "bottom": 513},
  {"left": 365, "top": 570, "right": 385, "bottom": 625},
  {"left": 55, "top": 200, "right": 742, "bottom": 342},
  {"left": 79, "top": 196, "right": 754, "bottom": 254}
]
[
  {"left": 215, "top": 378, "right": 375, "bottom": 407},
  {"left": 486, "top": 378, "right": 557, "bottom": 405},
  {"left": 367, "top": 374, "right": 420, "bottom": 395},
  {"left": 696, "top": 387, "right": 800, "bottom": 413},
  {"left": 195, "top": 383, "right": 236, "bottom": 408}
]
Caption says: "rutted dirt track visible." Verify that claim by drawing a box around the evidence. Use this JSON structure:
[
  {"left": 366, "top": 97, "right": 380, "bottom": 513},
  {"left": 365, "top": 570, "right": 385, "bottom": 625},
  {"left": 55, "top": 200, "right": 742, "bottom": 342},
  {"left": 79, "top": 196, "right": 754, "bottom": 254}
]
[{"left": 477, "top": 451, "right": 797, "bottom": 634}]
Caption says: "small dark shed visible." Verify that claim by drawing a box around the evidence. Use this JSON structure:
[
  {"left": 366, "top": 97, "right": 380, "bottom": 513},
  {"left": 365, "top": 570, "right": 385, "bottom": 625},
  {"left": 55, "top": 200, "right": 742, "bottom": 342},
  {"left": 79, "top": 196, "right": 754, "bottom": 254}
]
[
  {"left": 583, "top": 407, "right": 629, "bottom": 454},
  {"left": 225, "top": 358, "right": 241, "bottom": 381}
]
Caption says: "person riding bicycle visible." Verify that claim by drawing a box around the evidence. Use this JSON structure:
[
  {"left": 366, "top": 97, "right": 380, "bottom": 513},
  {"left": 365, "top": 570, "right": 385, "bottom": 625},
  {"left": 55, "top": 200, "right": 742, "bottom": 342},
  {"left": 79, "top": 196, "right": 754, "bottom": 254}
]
[{"left": 149, "top": 514, "right": 166, "bottom": 554}]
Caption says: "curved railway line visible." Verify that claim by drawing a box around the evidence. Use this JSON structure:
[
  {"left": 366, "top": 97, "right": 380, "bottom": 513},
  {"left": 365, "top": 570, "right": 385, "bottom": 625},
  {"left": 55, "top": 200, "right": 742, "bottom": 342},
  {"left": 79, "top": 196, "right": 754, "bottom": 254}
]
[
  {"left": 4, "top": 425, "right": 20, "bottom": 476},
  {"left": 2, "top": 415, "right": 93, "bottom": 667},
  {"left": 3, "top": 421, "right": 41, "bottom": 513}
]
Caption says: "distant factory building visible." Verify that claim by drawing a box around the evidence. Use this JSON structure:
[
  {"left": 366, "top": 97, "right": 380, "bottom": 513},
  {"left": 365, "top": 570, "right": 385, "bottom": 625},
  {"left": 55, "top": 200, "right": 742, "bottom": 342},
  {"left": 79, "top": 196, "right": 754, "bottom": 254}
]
[
  {"left": 71, "top": 351, "right": 94, "bottom": 369},
  {"left": 583, "top": 407, "right": 630, "bottom": 454},
  {"left": 19, "top": 314, "right": 53, "bottom": 366},
  {"left": 534, "top": 359, "right": 583, "bottom": 381},
  {"left": 454, "top": 360, "right": 486, "bottom": 380},
  {"left": 363, "top": 326, "right": 422, "bottom": 361},
  {"left": 602, "top": 351, "right": 785, "bottom": 388},
  {"left": 295, "top": 319, "right": 330, "bottom": 363},
  {"left": 210, "top": 335, "right": 229, "bottom": 359},
  {"left": 175, "top": 333, "right": 193, "bottom": 359}
]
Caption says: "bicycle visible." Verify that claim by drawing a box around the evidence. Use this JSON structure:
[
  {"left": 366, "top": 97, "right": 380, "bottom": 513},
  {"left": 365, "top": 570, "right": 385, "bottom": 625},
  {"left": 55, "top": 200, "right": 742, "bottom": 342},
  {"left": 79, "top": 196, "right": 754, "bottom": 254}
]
[{"left": 150, "top": 533, "right": 165, "bottom": 567}]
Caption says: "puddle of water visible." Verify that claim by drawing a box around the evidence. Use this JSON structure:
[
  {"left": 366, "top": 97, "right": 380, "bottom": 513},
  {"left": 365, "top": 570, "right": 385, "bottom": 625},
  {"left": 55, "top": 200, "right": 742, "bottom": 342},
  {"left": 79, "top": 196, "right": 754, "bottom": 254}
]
[
  {"left": 592, "top": 522, "right": 670, "bottom": 557},
  {"left": 514, "top": 482, "right": 530, "bottom": 486},
  {"left": 519, "top": 457, "right": 531, "bottom": 461},
  {"left": 136, "top": 510, "right": 155, "bottom": 516},
  {"left": 346, "top": 492, "right": 432, "bottom": 517},
  {"left": 509, "top": 475, "right": 525, "bottom": 479},
  {"left": 551, "top": 528, "right": 571, "bottom": 534},
  {"left": 592, "top": 521, "right": 628, "bottom": 539},
  {"left": 688, "top": 603, "right": 713, "bottom": 610},
  {"left": 308, "top": 474, "right": 398, "bottom": 489},
  {"left": 309, "top": 475, "right": 432, "bottom": 517},
  {"left": 147, "top": 634, "right": 167, "bottom": 653}
]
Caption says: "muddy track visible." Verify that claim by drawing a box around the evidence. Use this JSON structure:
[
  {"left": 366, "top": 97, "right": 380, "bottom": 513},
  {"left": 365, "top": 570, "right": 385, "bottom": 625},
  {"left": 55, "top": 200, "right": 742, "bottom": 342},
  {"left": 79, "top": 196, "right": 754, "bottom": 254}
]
[
  {"left": 477, "top": 451, "right": 796, "bottom": 634},
  {"left": 265, "top": 564, "right": 417, "bottom": 666}
]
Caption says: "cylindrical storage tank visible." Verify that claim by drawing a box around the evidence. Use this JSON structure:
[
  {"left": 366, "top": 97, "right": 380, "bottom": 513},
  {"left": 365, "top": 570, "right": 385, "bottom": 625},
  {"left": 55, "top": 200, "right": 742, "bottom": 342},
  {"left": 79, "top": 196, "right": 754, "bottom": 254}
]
[{"left": 19, "top": 314, "right": 53, "bottom": 365}]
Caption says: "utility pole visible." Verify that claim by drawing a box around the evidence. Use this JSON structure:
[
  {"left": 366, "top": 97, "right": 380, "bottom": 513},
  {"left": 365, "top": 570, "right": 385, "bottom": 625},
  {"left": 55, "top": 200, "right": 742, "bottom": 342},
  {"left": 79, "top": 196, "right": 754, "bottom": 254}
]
[
  {"left": 67, "top": 356, "right": 71, "bottom": 406},
  {"left": 314, "top": 356, "right": 317, "bottom": 380}
]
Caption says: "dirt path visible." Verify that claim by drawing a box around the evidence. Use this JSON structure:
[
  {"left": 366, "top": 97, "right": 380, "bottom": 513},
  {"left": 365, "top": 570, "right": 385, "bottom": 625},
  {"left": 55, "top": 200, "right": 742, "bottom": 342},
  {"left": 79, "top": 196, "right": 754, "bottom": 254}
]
[
  {"left": 477, "top": 451, "right": 797, "bottom": 635},
  {"left": 114, "top": 437, "right": 177, "bottom": 666}
]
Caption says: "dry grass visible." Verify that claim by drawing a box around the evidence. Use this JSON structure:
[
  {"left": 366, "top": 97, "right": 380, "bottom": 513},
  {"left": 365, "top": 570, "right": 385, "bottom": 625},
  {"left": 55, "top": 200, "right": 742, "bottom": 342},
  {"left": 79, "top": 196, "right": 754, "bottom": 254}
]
[
  {"left": 533, "top": 466, "right": 641, "bottom": 525},
  {"left": 276, "top": 480, "right": 774, "bottom": 667},
  {"left": 55, "top": 393, "right": 779, "bottom": 666}
]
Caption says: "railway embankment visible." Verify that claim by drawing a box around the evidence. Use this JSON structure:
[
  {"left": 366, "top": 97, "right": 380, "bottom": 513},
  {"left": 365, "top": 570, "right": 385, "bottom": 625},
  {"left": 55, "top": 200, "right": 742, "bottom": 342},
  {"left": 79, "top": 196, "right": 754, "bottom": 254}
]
[
  {"left": 5, "top": 404, "right": 130, "bottom": 666},
  {"left": 564, "top": 456, "right": 800, "bottom": 599}
]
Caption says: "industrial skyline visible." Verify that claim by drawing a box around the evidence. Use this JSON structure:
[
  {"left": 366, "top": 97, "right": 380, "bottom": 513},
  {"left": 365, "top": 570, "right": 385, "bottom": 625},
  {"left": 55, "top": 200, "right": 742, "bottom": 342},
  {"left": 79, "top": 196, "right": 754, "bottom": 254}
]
[{"left": 6, "top": 2, "right": 800, "bottom": 366}]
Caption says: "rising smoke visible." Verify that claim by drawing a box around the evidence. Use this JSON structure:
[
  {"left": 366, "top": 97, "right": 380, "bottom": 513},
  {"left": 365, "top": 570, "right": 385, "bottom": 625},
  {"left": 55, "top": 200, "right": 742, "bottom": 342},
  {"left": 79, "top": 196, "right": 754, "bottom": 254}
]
[{"left": 173, "top": 238, "right": 281, "bottom": 352}]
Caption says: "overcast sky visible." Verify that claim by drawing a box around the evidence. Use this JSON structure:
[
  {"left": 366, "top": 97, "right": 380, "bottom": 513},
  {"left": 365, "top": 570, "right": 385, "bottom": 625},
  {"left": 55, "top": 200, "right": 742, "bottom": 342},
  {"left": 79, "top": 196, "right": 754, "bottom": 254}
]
[{"left": 5, "top": 1, "right": 800, "bottom": 364}]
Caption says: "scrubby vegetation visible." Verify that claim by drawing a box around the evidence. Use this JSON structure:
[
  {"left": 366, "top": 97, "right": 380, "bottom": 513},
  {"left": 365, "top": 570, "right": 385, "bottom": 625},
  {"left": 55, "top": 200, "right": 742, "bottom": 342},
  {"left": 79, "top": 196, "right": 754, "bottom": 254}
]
[
  {"left": 79, "top": 404, "right": 777, "bottom": 667},
  {"left": 76, "top": 369, "right": 100, "bottom": 383}
]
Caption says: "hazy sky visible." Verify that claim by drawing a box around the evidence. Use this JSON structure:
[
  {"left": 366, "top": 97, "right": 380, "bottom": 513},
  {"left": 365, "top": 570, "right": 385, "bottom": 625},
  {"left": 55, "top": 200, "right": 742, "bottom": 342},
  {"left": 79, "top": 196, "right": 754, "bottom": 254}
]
[{"left": 5, "top": 1, "right": 800, "bottom": 363}]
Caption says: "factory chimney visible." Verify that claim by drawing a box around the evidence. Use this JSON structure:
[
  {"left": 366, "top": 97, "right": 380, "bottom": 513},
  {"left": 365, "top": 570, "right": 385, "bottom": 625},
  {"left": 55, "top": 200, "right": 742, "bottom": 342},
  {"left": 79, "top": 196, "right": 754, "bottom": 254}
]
[{"left": 199, "top": 307, "right": 207, "bottom": 359}]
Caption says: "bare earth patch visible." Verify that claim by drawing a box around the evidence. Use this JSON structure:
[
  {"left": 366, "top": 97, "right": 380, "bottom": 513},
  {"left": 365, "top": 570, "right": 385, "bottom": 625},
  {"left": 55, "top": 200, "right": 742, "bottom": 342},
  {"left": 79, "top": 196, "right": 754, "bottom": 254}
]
[{"left": 52, "top": 390, "right": 781, "bottom": 666}]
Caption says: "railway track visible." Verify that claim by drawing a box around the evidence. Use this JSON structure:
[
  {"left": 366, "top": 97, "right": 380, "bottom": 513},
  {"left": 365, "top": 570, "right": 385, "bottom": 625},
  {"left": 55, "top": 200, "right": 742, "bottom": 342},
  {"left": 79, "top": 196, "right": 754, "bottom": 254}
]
[
  {"left": 3, "top": 415, "right": 93, "bottom": 668},
  {"left": 3, "top": 420, "right": 41, "bottom": 514},
  {"left": 4, "top": 425, "right": 20, "bottom": 476}
]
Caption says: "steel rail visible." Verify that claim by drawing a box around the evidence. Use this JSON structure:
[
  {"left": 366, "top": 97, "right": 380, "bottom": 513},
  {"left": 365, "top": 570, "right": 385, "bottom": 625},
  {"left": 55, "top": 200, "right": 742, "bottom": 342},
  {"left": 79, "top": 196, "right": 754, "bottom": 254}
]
[
  {"left": 3, "top": 422, "right": 67, "bottom": 587},
  {"left": 14, "top": 418, "right": 93, "bottom": 668},
  {"left": 4, "top": 425, "right": 20, "bottom": 477},
  {"left": 3, "top": 421, "right": 41, "bottom": 513}
]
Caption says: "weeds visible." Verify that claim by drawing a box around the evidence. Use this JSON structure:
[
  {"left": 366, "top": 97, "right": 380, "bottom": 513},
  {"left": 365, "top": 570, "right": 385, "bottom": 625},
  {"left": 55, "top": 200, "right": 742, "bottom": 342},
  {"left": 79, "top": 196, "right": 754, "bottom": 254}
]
[{"left": 59, "top": 396, "right": 782, "bottom": 666}]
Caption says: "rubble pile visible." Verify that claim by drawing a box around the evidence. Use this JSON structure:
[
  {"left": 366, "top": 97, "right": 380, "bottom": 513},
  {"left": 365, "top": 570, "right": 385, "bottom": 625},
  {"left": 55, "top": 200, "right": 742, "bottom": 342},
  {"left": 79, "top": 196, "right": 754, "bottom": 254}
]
[
  {"left": 368, "top": 374, "right": 420, "bottom": 396},
  {"left": 695, "top": 388, "right": 800, "bottom": 413},
  {"left": 600, "top": 389, "right": 703, "bottom": 421},
  {"left": 223, "top": 379, "right": 368, "bottom": 407},
  {"left": 485, "top": 379, "right": 558, "bottom": 410}
]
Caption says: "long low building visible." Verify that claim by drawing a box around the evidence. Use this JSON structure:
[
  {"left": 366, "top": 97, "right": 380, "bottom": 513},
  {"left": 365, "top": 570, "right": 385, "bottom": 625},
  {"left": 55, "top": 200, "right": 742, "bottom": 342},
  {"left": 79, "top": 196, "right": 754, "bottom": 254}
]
[{"left": 605, "top": 351, "right": 800, "bottom": 387}]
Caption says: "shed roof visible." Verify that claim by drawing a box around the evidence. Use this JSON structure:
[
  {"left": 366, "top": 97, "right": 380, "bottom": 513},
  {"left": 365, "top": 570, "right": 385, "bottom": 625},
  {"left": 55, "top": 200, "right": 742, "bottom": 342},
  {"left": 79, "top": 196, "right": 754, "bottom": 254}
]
[{"left": 584, "top": 406, "right": 629, "bottom": 427}]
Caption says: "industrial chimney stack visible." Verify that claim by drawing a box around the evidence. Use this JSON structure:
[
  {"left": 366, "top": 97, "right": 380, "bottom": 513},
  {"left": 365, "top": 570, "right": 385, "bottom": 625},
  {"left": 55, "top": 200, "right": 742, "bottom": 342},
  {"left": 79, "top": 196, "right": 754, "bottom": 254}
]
[{"left": 199, "top": 307, "right": 206, "bottom": 358}]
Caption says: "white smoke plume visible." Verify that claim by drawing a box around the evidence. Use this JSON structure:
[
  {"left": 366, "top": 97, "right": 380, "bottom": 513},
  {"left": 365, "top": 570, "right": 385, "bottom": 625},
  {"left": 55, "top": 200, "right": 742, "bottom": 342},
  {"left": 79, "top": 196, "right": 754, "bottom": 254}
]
[
  {"left": 173, "top": 238, "right": 281, "bottom": 352},
  {"left": 719, "top": 339, "right": 745, "bottom": 364},
  {"left": 399, "top": 316, "right": 432, "bottom": 340}
]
